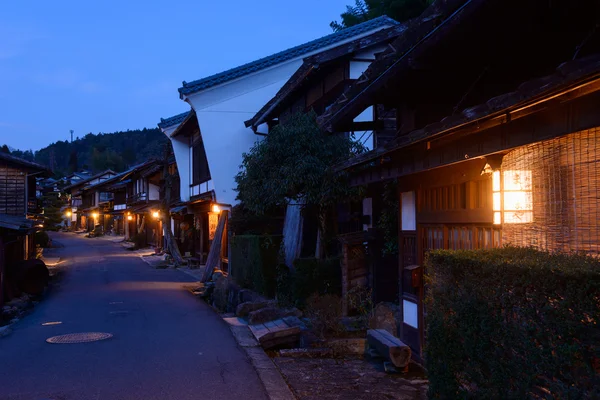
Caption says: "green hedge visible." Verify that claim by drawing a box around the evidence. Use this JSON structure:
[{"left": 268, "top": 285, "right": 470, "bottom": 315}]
[
  {"left": 230, "top": 235, "right": 282, "bottom": 297},
  {"left": 425, "top": 247, "right": 600, "bottom": 399}
]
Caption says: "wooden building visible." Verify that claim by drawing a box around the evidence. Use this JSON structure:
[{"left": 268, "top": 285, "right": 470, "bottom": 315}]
[
  {"left": 0, "top": 153, "right": 48, "bottom": 306},
  {"left": 318, "top": 0, "right": 600, "bottom": 360},
  {"left": 64, "top": 170, "right": 117, "bottom": 231},
  {"left": 244, "top": 25, "right": 406, "bottom": 271},
  {"left": 161, "top": 110, "right": 229, "bottom": 265}
]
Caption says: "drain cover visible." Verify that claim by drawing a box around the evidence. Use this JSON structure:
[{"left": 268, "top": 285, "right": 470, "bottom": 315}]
[{"left": 46, "top": 332, "right": 113, "bottom": 344}]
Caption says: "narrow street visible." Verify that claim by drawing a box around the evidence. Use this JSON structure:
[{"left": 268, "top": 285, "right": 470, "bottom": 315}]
[{"left": 0, "top": 232, "right": 268, "bottom": 400}]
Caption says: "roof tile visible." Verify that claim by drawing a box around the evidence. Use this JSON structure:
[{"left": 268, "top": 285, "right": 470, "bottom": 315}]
[{"left": 178, "top": 16, "right": 399, "bottom": 96}]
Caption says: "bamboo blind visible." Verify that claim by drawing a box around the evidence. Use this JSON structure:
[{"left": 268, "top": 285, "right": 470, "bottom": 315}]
[
  {"left": 0, "top": 165, "right": 26, "bottom": 216},
  {"left": 502, "top": 128, "right": 600, "bottom": 255}
]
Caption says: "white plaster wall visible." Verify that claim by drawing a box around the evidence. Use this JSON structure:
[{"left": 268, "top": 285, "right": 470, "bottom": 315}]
[
  {"left": 183, "top": 25, "right": 395, "bottom": 206},
  {"left": 149, "top": 183, "right": 160, "bottom": 201},
  {"left": 186, "top": 66, "right": 299, "bottom": 206},
  {"left": 161, "top": 127, "right": 190, "bottom": 202}
]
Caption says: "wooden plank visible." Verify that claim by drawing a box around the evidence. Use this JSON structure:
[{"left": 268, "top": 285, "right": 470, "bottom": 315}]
[
  {"left": 249, "top": 324, "right": 301, "bottom": 345},
  {"left": 264, "top": 321, "right": 277, "bottom": 329}
]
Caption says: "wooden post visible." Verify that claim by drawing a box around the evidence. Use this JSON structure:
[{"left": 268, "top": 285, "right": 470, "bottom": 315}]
[
  {"left": 0, "top": 238, "right": 4, "bottom": 308},
  {"left": 201, "top": 210, "right": 228, "bottom": 283}
]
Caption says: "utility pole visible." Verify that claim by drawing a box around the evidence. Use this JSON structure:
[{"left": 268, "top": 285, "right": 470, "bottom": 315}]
[{"left": 70, "top": 130, "right": 74, "bottom": 143}]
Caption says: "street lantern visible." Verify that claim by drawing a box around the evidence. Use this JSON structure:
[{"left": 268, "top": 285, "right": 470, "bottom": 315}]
[{"left": 152, "top": 211, "right": 160, "bottom": 219}]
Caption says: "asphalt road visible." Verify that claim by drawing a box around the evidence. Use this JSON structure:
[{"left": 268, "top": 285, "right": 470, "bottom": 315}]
[{"left": 0, "top": 232, "right": 267, "bottom": 400}]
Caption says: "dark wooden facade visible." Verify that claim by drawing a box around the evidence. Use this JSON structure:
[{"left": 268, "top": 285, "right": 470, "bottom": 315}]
[{"left": 319, "top": 0, "right": 600, "bottom": 360}]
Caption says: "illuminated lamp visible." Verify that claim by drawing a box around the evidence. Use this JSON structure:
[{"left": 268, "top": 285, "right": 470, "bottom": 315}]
[{"left": 212, "top": 205, "right": 220, "bottom": 213}]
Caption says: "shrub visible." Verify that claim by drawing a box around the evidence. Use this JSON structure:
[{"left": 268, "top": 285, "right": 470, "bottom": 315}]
[
  {"left": 425, "top": 247, "right": 600, "bottom": 399},
  {"left": 34, "top": 231, "right": 51, "bottom": 248},
  {"left": 304, "top": 293, "right": 344, "bottom": 339},
  {"left": 293, "top": 257, "right": 342, "bottom": 307},
  {"left": 230, "top": 235, "right": 282, "bottom": 297},
  {"left": 275, "top": 263, "right": 294, "bottom": 307}
]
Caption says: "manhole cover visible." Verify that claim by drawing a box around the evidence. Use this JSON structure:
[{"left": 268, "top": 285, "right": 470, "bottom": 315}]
[{"left": 46, "top": 332, "right": 113, "bottom": 344}]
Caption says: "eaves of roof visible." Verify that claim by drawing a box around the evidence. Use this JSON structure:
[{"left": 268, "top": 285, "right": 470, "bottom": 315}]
[
  {"left": 178, "top": 16, "right": 399, "bottom": 97},
  {"left": 336, "top": 54, "right": 600, "bottom": 171},
  {"left": 245, "top": 24, "right": 407, "bottom": 130},
  {"left": 0, "top": 152, "right": 49, "bottom": 173},
  {"left": 63, "top": 169, "right": 117, "bottom": 191},
  {"left": 158, "top": 111, "right": 191, "bottom": 129},
  {"left": 318, "top": 0, "right": 476, "bottom": 131}
]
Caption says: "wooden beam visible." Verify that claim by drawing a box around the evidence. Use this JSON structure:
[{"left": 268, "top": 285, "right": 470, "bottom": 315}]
[
  {"left": 338, "top": 120, "right": 384, "bottom": 132},
  {"left": 349, "top": 90, "right": 600, "bottom": 186}
]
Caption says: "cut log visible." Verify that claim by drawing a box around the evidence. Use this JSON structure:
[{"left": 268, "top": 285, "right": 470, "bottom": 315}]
[
  {"left": 249, "top": 319, "right": 301, "bottom": 350},
  {"left": 367, "top": 329, "right": 411, "bottom": 368}
]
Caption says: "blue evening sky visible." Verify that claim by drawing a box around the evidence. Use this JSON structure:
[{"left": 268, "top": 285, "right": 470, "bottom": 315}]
[{"left": 0, "top": 0, "right": 351, "bottom": 151}]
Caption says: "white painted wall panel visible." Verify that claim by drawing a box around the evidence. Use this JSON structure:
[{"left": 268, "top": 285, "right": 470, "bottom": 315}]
[
  {"left": 401, "top": 191, "right": 416, "bottom": 231},
  {"left": 403, "top": 299, "right": 419, "bottom": 328}
]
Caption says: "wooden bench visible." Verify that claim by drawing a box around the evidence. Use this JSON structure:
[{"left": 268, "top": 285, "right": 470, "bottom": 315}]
[
  {"left": 249, "top": 319, "right": 301, "bottom": 350},
  {"left": 367, "top": 329, "right": 412, "bottom": 369}
]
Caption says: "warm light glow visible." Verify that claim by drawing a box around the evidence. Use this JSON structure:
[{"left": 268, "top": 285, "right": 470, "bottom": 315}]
[
  {"left": 127, "top": 215, "right": 133, "bottom": 221},
  {"left": 492, "top": 170, "right": 501, "bottom": 192},
  {"left": 492, "top": 192, "right": 501, "bottom": 212},
  {"left": 92, "top": 212, "right": 98, "bottom": 219},
  {"left": 503, "top": 191, "right": 532, "bottom": 212},
  {"left": 494, "top": 212, "right": 502, "bottom": 225},
  {"left": 492, "top": 169, "right": 533, "bottom": 225},
  {"left": 503, "top": 170, "right": 532, "bottom": 191},
  {"left": 212, "top": 205, "right": 220, "bottom": 213},
  {"left": 152, "top": 211, "right": 160, "bottom": 219},
  {"left": 66, "top": 211, "right": 72, "bottom": 217},
  {"left": 504, "top": 211, "right": 533, "bottom": 224}
]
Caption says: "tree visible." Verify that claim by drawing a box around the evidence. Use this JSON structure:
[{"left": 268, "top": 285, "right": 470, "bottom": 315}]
[
  {"left": 330, "top": 0, "right": 434, "bottom": 31},
  {"left": 1, "top": 144, "right": 9, "bottom": 154},
  {"left": 68, "top": 150, "right": 78, "bottom": 173},
  {"left": 235, "top": 112, "right": 365, "bottom": 256}
]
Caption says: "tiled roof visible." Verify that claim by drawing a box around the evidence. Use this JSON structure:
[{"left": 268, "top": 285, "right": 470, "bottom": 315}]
[
  {"left": 245, "top": 24, "right": 406, "bottom": 129},
  {"left": 178, "top": 16, "right": 399, "bottom": 96},
  {"left": 0, "top": 152, "right": 48, "bottom": 172},
  {"left": 318, "top": 0, "right": 474, "bottom": 131},
  {"left": 158, "top": 111, "right": 191, "bottom": 129},
  {"left": 63, "top": 169, "right": 117, "bottom": 191}
]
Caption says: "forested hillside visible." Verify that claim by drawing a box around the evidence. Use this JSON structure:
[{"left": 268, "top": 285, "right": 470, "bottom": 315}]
[{"left": 2, "top": 128, "right": 169, "bottom": 177}]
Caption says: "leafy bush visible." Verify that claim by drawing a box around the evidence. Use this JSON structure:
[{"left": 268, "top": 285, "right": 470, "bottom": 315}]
[
  {"left": 292, "top": 257, "right": 342, "bottom": 307},
  {"left": 275, "top": 263, "right": 295, "bottom": 307},
  {"left": 304, "top": 293, "right": 344, "bottom": 338},
  {"left": 34, "top": 231, "right": 51, "bottom": 248},
  {"left": 230, "top": 235, "right": 282, "bottom": 297},
  {"left": 425, "top": 247, "right": 600, "bottom": 399},
  {"left": 346, "top": 285, "right": 374, "bottom": 327}
]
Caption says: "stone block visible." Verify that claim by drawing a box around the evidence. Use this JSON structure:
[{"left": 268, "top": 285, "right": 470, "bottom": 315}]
[
  {"left": 248, "top": 307, "right": 282, "bottom": 325},
  {"left": 236, "top": 301, "right": 270, "bottom": 318}
]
